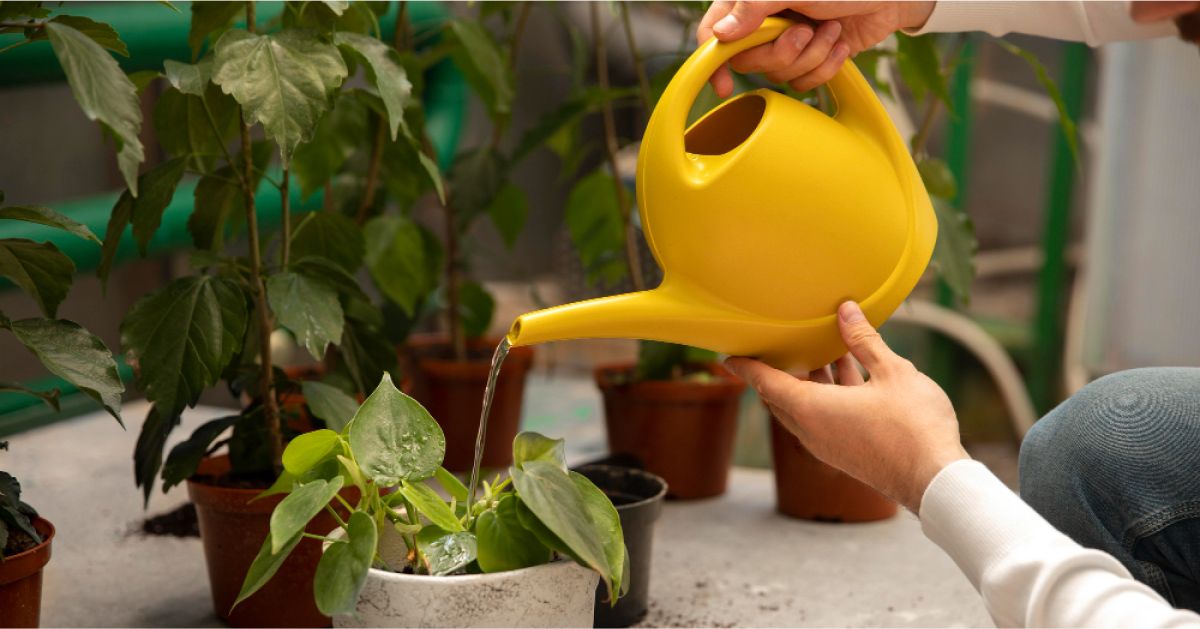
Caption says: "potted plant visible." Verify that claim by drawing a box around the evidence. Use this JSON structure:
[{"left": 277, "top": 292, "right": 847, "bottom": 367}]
[
  {"left": 5, "top": 0, "right": 442, "bottom": 624},
  {"left": 236, "top": 373, "right": 627, "bottom": 628},
  {"left": 0, "top": 188, "right": 124, "bottom": 627}
]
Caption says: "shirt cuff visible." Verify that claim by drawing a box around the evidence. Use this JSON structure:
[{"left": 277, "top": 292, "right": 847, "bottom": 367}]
[
  {"left": 904, "top": 1, "right": 1016, "bottom": 36},
  {"left": 918, "top": 459, "right": 1058, "bottom": 589}
]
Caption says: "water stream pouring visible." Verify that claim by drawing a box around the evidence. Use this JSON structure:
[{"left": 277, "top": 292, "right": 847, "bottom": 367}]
[{"left": 506, "top": 18, "right": 936, "bottom": 370}]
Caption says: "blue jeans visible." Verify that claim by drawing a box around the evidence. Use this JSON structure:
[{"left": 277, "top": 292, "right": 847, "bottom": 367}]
[{"left": 1019, "top": 368, "right": 1200, "bottom": 612}]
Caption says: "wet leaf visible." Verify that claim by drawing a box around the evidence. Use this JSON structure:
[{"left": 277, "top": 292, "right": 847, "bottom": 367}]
[
  {"left": 512, "top": 431, "right": 565, "bottom": 472},
  {"left": 476, "top": 494, "right": 552, "bottom": 573},
  {"left": 267, "top": 271, "right": 344, "bottom": 360},
  {"left": 347, "top": 373, "right": 444, "bottom": 485},
  {"left": 419, "top": 530, "right": 477, "bottom": 576}
]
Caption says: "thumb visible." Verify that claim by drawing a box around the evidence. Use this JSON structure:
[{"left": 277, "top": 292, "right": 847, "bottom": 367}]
[
  {"left": 712, "top": 1, "right": 789, "bottom": 41},
  {"left": 836, "top": 301, "right": 900, "bottom": 375}
]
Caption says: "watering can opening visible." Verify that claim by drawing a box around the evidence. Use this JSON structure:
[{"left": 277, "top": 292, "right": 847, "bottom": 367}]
[{"left": 684, "top": 93, "right": 766, "bottom": 155}]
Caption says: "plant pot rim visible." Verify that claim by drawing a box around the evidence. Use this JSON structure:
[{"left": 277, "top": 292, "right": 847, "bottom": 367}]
[
  {"left": 594, "top": 362, "right": 744, "bottom": 395},
  {"left": 186, "top": 454, "right": 270, "bottom": 498},
  {"left": 573, "top": 464, "right": 668, "bottom": 511},
  {"left": 0, "top": 517, "right": 54, "bottom": 585}
]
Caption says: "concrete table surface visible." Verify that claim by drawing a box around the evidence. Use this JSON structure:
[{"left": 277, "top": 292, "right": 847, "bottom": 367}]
[{"left": 4, "top": 375, "right": 992, "bottom": 628}]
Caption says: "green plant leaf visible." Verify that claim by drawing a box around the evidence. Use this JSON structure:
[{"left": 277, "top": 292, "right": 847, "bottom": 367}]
[
  {"left": 188, "top": 141, "right": 271, "bottom": 251},
  {"left": 188, "top": 1, "right": 242, "bottom": 59},
  {"left": 565, "top": 169, "right": 626, "bottom": 286},
  {"left": 895, "top": 33, "right": 949, "bottom": 107},
  {"left": 486, "top": 183, "right": 527, "bottom": 249},
  {"left": 511, "top": 461, "right": 611, "bottom": 588},
  {"left": 338, "top": 316, "right": 399, "bottom": 397},
  {"left": 635, "top": 340, "right": 688, "bottom": 381},
  {"left": 161, "top": 415, "right": 240, "bottom": 490},
  {"left": 448, "top": 148, "right": 503, "bottom": 227},
  {"left": 458, "top": 281, "right": 495, "bottom": 340},
  {"left": 0, "top": 381, "right": 60, "bottom": 412},
  {"left": 446, "top": 19, "right": 512, "bottom": 121},
  {"left": 434, "top": 467, "right": 468, "bottom": 502},
  {"left": 130, "top": 158, "right": 186, "bottom": 255},
  {"left": 854, "top": 48, "right": 895, "bottom": 101},
  {"left": 300, "top": 381, "right": 358, "bottom": 433},
  {"left": 120, "top": 276, "right": 248, "bottom": 415},
  {"left": 233, "top": 529, "right": 303, "bottom": 610},
  {"left": 154, "top": 85, "right": 239, "bottom": 169},
  {"left": 163, "top": 58, "right": 212, "bottom": 96},
  {"left": 29, "top": 15, "right": 129, "bottom": 56},
  {"left": 212, "top": 29, "right": 348, "bottom": 165},
  {"left": 46, "top": 21, "right": 144, "bottom": 195},
  {"left": 0, "top": 205, "right": 101, "bottom": 244},
  {"left": 334, "top": 32, "right": 412, "bottom": 141},
  {"left": 292, "top": 92, "right": 368, "bottom": 199},
  {"left": 994, "top": 39, "right": 1079, "bottom": 164},
  {"left": 127, "top": 69, "right": 162, "bottom": 94},
  {"left": 289, "top": 211, "right": 364, "bottom": 273},
  {"left": 267, "top": 271, "right": 344, "bottom": 360},
  {"left": 282, "top": 429, "right": 341, "bottom": 476},
  {"left": 0, "top": 239, "right": 74, "bottom": 317},
  {"left": 364, "top": 214, "right": 434, "bottom": 315},
  {"left": 8, "top": 317, "right": 124, "bottom": 423},
  {"left": 512, "top": 431, "right": 565, "bottom": 472},
  {"left": 400, "top": 479, "right": 462, "bottom": 532},
  {"left": 419, "top": 530, "right": 477, "bottom": 576},
  {"left": 510, "top": 87, "right": 637, "bottom": 164},
  {"left": 270, "top": 476, "right": 345, "bottom": 553},
  {"left": 134, "top": 405, "right": 181, "bottom": 505},
  {"left": 476, "top": 494, "right": 552, "bottom": 573},
  {"left": 321, "top": 0, "right": 349, "bottom": 15},
  {"left": 0, "top": 3, "right": 48, "bottom": 21},
  {"left": 347, "top": 373, "right": 444, "bottom": 485},
  {"left": 931, "top": 198, "right": 977, "bottom": 305},
  {"left": 917, "top": 157, "right": 957, "bottom": 200},
  {"left": 314, "top": 510, "right": 377, "bottom": 616},
  {"left": 570, "top": 470, "right": 625, "bottom": 601}
]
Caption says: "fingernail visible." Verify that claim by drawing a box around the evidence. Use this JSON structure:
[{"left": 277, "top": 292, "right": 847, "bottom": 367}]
[
  {"left": 839, "top": 301, "right": 865, "bottom": 323},
  {"left": 826, "top": 20, "right": 843, "bottom": 39},
  {"left": 714, "top": 14, "right": 738, "bottom": 35}
]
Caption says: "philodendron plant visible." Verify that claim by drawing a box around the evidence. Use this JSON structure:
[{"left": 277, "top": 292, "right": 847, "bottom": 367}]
[{"left": 235, "top": 373, "right": 626, "bottom": 615}]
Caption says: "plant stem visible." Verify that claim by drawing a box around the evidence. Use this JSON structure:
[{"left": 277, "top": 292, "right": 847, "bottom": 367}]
[
  {"left": 910, "top": 34, "right": 969, "bottom": 156},
  {"left": 239, "top": 0, "right": 282, "bottom": 473},
  {"left": 619, "top": 2, "right": 653, "bottom": 114},
  {"left": 323, "top": 180, "right": 334, "bottom": 212},
  {"left": 280, "top": 167, "right": 291, "bottom": 267},
  {"left": 355, "top": 121, "right": 386, "bottom": 225},
  {"left": 324, "top": 504, "right": 348, "bottom": 529},
  {"left": 444, "top": 191, "right": 465, "bottom": 360},
  {"left": 592, "top": 2, "right": 645, "bottom": 291},
  {"left": 301, "top": 532, "right": 341, "bottom": 543},
  {"left": 200, "top": 98, "right": 247, "bottom": 188}
]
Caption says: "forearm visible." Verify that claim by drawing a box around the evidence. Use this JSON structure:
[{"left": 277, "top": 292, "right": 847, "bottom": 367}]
[
  {"left": 919, "top": 460, "right": 1200, "bottom": 628},
  {"left": 908, "top": 1, "right": 1177, "bottom": 45}
]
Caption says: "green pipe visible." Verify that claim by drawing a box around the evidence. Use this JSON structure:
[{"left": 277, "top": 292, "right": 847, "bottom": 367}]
[
  {"left": 929, "top": 37, "right": 976, "bottom": 391},
  {"left": 0, "top": 1, "right": 449, "bottom": 85},
  {"left": 1029, "top": 43, "right": 1088, "bottom": 415}
]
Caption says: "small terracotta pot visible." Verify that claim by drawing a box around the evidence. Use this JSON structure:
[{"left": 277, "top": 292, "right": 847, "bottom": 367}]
[
  {"left": 769, "top": 415, "right": 897, "bottom": 522},
  {"left": 0, "top": 518, "right": 54, "bottom": 628},
  {"left": 596, "top": 363, "right": 745, "bottom": 500},
  {"left": 405, "top": 335, "right": 535, "bottom": 472},
  {"left": 187, "top": 455, "right": 353, "bottom": 628}
]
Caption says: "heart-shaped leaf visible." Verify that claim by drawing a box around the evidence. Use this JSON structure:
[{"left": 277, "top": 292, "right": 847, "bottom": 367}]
[
  {"left": 512, "top": 432, "right": 565, "bottom": 472},
  {"left": 233, "top": 529, "right": 303, "bottom": 610},
  {"left": 269, "top": 476, "right": 345, "bottom": 553},
  {"left": 510, "top": 461, "right": 610, "bottom": 585},
  {"left": 476, "top": 494, "right": 552, "bottom": 573},
  {"left": 419, "top": 529, "right": 477, "bottom": 576},
  {"left": 300, "top": 381, "right": 358, "bottom": 433},
  {"left": 347, "top": 373, "right": 444, "bottom": 486},
  {"left": 267, "top": 271, "right": 344, "bottom": 360},
  {"left": 282, "top": 429, "right": 341, "bottom": 476},
  {"left": 314, "top": 510, "right": 377, "bottom": 616}
]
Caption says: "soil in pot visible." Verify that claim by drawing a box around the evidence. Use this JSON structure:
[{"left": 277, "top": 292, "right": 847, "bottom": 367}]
[
  {"left": 334, "top": 524, "right": 598, "bottom": 628},
  {"left": 405, "top": 335, "right": 535, "bottom": 472},
  {"left": 188, "top": 455, "right": 355, "bottom": 628},
  {"left": 574, "top": 465, "right": 668, "bottom": 628},
  {"left": 0, "top": 517, "right": 54, "bottom": 628},
  {"left": 596, "top": 363, "right": 744, "bottom": 499},
  {"left": 769, "top": 416, "right": 897, "bottom": 522}
]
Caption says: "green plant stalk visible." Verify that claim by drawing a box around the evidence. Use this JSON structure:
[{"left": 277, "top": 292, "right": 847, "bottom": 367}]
[
  {"left": 238, "top": 0, "right": 283, "bottom": 473},
  {"left": 910, "top": 34, "right": 968, "bottom": 156},
  {"left": 280, "top": 167, "right": 291, "bottom": 267},
  {"left": 618, "top": 2, "right": 652, "bottom": 114},
  {"left": 592, "top": 2, "right": 645, "bottom": 291},
  {"left": 356, "top": 3, "right": 408, "bottom": 226}
]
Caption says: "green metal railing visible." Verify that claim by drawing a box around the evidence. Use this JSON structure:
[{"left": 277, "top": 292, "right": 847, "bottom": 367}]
[{"left": 0, "top": 1, "right": 466, "bottom": 434}]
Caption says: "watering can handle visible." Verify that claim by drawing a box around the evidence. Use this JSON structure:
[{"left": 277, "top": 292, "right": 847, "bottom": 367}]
[{"left": 650, "top": 17, "right": 901, "bottom": 175}]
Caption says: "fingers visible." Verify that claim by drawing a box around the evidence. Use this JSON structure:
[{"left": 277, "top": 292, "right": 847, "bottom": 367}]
[
  {"left": 724, "top": 356, "right": 810, "bottom": 404},
  {"left": 834, "top": 354, "right": 864, "bottom": 386},
  {"left": 809, "top": 365, "right": 834, "bottom": 384},
  {"left": 765, "top": 21, "right": 840, "bottom": 84},
  {"left": 788, "top": 41, "right": 850, "bottom": 93},
  {"left": 712, "top": 1, "right": 791, "bottom": 41},
  {"left": 728, "top": 23, "right": 813, "bottom": 74},
  {"left": 697, "top": 0, "right": 734, "bottom": 44},
  {"left": 837, "top": 301, "right": 902, "bottom": 375}
]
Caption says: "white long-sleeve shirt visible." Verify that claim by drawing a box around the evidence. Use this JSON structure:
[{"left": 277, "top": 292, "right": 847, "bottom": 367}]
[
  {"left": 920, "top": 460, "right": 1200, "bottom": 627},
  {"left": 910, "top": 0, "right": 1179, "bottom": 44}
]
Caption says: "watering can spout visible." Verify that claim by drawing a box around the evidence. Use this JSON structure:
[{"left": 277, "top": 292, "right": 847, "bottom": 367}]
[{"left": 506, "top": 288, "right": 697, "bottom": 349}]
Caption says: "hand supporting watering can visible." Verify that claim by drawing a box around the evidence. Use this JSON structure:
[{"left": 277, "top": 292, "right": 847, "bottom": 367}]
[{"left": 694, "top": 2, "right": 1200, "bottom": 627}]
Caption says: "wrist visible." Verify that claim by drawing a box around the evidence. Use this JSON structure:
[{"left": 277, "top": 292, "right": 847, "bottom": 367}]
[
  {"left": 899, "top": 1, "right": 937, "bottom": 30},
  {"left": 905, "top": 446, "right": 969, "bottom": 513}
]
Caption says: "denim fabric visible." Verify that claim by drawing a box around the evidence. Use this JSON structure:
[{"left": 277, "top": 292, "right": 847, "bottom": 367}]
[{"left": 1019, "top": 368, "right": 1200, "bottom": 612}]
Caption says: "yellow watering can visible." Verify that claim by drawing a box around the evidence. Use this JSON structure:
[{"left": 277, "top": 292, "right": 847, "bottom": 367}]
[{"left": 507, "top": 18, "right": 936, "bottom": 370}]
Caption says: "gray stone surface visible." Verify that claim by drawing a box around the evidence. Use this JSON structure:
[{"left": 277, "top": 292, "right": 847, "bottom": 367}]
[{"left": 5, "top": 376, "right": 992, "bottom": 628}]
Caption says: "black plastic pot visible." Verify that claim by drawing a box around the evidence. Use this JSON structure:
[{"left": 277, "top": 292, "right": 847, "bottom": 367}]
[{"left": 574, "top": 464, "right": 668, "bottom": 628}]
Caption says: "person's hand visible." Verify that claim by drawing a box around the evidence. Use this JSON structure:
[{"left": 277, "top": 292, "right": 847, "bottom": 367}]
[
  {"left": 724, "top": 301, "right": 968, "bottom": 513},
  {"left": 696, "top": 1, "right": 935, "bottom": 97}
]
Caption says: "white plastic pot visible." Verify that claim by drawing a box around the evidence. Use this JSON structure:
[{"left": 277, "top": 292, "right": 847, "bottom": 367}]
[{"left": 331, "top": 524, "right": 598, "bottom": 628}]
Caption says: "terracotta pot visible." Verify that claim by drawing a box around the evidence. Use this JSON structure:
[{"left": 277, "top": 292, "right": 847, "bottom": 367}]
[
  {"left": 405, "top": 335, "right": 535, "bottom": 472},
  {"left": 769, "top": 415, "right": 897, "bottom": 522},
  {"left": 187, "top": 455, "right": 353, "bottom": 628},
  {"left": 0, "top": 518, "right": 54, "bottom": 628},
  {"left": 596, "top": 363, "right": 745, "bottom": 500}
]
